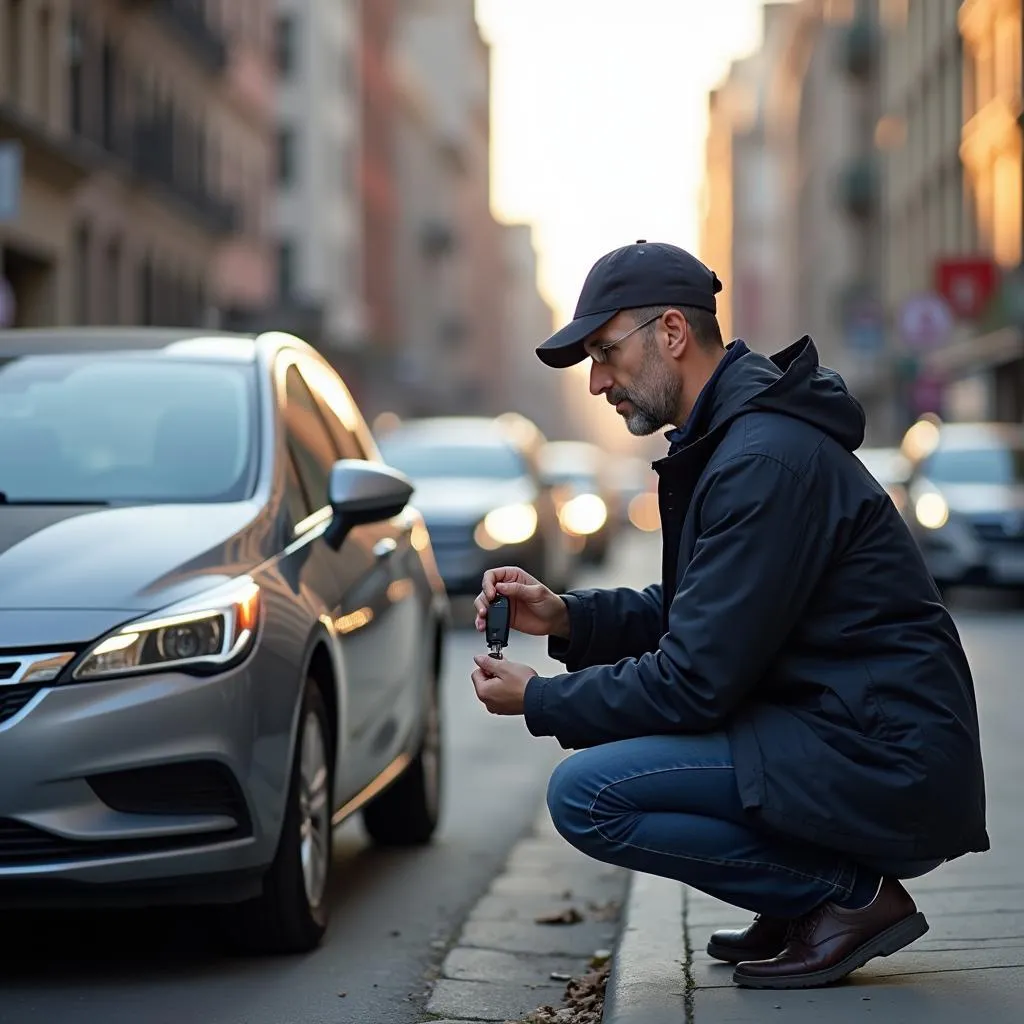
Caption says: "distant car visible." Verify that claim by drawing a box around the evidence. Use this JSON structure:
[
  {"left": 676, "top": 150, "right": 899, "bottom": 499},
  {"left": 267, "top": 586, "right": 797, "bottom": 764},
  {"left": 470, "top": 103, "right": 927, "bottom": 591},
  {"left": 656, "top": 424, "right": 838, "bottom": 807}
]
[
  {"left": 855, "top": 446, "right": 911, "bottom": 514},
  {"left": 377, "top": 416, "right": 574, "bottom": 596},
  {"left": 540, "top": 440, "right": 619, "bottom": 565},
  {"left": 899, "top": 419, "right": 1024, "bottom": 593},
  {"left": 0, "top": 328, "right": 449, "bottom": 953}
]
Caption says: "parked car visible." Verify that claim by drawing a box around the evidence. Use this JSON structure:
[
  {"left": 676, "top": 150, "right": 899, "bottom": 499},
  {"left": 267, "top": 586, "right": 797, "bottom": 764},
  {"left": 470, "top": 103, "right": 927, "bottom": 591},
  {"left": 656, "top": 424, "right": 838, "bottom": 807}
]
[
  {"left": 899, "top": 419, "right": 1024, "bottom": 594},
  {"left": 376, "top": 415, "right": 575, "bottom": 597},
  {"left": 0, "top": 328, "right": 449, "bottom": 953},
  {"left": 539, "top": 440, "right": 620, "bottom": 565}
]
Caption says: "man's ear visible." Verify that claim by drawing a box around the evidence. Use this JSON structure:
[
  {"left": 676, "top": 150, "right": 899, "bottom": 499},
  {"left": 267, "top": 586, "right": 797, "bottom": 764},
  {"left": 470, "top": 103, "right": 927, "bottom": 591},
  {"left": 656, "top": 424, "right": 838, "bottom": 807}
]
[{"left": 661, "top": 308, "right": 689, "bottom": 360}]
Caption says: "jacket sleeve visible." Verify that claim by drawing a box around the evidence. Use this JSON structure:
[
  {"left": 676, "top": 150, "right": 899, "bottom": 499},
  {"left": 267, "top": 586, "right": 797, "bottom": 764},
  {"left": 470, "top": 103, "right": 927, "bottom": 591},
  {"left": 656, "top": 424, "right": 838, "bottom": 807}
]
[
  {"left": 546, "top": 584, "right": 664, "bottom": 671},
  {"left": 523, "top": 453, "right": 830, "bottom": 749}
]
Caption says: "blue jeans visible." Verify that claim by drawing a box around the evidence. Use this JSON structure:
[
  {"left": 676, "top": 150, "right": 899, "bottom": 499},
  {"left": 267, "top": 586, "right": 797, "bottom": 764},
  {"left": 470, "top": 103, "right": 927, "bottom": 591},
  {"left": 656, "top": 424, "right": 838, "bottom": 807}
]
[{"left": 546, "top": 733, "right": 942, "bottom": 919}]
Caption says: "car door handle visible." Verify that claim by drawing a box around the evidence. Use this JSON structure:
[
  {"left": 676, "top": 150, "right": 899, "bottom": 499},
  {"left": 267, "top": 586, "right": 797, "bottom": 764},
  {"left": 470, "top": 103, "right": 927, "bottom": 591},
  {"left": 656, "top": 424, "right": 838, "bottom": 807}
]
[{"left": 373, "top": 537, "right": 398, "bottom": 560}]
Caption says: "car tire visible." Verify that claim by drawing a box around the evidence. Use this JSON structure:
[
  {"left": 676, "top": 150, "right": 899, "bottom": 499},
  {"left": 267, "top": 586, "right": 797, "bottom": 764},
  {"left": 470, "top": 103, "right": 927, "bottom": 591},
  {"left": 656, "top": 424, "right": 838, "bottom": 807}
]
[
  {"left": 362, "top": 669, "right": 442, "bottom": 847},
  {"left": 224, "top": 679, "right": 334, "bottom": 954}
]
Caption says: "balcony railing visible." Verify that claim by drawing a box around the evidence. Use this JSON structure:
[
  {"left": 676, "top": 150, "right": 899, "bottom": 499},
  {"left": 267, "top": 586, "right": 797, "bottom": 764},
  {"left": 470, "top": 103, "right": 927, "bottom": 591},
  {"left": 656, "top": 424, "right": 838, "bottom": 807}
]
[
  {"left": 837, "top": 17, "right": 878, "bottom": 80},
  {"left": 837, "top": 156, "right": 879, "bottom": 219},
  {"left": 156, "top": 0, "right": 227, "bottom": 73}
]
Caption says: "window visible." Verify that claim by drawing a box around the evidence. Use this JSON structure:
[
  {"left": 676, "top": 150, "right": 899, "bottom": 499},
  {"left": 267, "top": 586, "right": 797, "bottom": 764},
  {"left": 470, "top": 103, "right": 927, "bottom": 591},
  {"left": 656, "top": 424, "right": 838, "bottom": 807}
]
[
  {"left": 284, "top": 446, "right": 312, "bottom": 531},
  {"left": 283, "top": 363, "right": 338, "bottom": 512},
  {"left": 104, "top": 236, "right": 121, "bottom": 323},
  {"left": 277, "top": 239, "right": 296, "bottom": 299},
  {"left": 298, "top": 357, "right": 367, "bottom": 460},
  {"left": 74, "top": 221, "right": 91, "bottom": 325},
  {"left": 0, "top": 355, "right": 258, "bottom": 503},
  {"left": 275, "top": 14, "right": 296, "bottom": 76},
  {"left": 277, "top": 126, "right": 296, "bottom": 185}
]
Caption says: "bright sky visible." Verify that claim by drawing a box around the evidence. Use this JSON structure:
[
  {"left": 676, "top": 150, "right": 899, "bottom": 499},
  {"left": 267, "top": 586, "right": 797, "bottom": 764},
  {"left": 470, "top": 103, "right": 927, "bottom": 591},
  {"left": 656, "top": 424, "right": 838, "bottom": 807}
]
[{"left": 475, "top": 0, "right": 772, "bottom": 324}]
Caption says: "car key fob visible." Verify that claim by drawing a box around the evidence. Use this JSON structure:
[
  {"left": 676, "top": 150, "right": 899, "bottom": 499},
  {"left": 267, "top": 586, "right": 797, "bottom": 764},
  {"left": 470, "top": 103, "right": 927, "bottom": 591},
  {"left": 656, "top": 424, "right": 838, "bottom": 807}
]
[{"left": 486, "top": 595, "right": 511, "bottom": 658}]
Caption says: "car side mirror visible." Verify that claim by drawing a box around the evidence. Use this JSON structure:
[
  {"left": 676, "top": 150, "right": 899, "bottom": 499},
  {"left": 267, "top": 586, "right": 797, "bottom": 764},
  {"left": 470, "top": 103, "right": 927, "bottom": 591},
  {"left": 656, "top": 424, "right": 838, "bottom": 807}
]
[{"left": 325, "top": 460, "right": 414, "bottom": 550}]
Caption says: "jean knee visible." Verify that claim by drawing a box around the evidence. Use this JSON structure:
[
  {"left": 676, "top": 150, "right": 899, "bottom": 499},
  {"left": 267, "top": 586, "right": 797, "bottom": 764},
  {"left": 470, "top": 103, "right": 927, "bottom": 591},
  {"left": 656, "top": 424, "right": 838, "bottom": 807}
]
[{"left": 546, "top": 751, "right": 602, "bottom": 851}]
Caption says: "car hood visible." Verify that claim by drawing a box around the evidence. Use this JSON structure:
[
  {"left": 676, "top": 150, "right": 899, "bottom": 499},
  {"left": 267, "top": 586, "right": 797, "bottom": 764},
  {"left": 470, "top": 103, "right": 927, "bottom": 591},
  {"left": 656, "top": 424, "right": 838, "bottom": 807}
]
[
  {"left": 0, "top": 501, "right": 274, "bottom": 625},
  {"left": 409, "top": 477, "right": 537, "bottom": 522}
]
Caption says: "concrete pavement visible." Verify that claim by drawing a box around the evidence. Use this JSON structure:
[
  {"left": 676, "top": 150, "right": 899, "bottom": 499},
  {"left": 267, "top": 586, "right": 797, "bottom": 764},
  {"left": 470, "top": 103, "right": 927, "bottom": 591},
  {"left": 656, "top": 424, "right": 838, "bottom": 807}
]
[{"left": 605, "top": 595, "right": 1024, "bottom": 1022}]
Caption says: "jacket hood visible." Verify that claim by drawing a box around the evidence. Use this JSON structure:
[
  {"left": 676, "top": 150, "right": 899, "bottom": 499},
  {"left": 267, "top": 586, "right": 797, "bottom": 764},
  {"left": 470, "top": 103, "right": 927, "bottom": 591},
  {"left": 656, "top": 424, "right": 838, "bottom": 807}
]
[{"left": 702, "top": 336, "right": 866, "bottom": 453}]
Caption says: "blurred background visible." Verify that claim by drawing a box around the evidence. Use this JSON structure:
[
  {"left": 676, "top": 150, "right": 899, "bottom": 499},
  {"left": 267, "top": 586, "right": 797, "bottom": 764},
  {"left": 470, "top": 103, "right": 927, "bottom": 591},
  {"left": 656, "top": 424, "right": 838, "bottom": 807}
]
[{"left": 1, "top": 0, "right": 1023, "bottom": 470}]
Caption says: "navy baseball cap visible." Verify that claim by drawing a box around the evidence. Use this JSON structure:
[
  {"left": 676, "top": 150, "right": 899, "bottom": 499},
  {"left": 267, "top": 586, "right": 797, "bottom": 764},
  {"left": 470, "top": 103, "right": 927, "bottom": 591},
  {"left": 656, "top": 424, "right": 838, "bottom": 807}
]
[{"left": 536, "top": 240, "right": 723, "bottom": 368}]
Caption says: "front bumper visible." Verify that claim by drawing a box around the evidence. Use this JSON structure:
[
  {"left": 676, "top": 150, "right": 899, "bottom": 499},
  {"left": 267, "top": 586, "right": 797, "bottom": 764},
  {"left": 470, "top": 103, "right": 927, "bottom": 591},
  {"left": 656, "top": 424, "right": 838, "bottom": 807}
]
[
  {"left": 915, "top": 517, "right": 1024, "bottom": 588},
  {"left": 0, "top": 653, "right": 283, "bottom": 897}
]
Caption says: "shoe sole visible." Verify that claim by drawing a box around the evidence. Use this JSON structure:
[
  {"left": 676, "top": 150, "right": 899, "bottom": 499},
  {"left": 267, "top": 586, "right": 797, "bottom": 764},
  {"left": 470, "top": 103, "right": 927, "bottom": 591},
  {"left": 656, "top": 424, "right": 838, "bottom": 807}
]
[
  {"left": 732, "top": 911, "right": 929, "bottom": 990},
  {"left": 706, "top": 941, "right": 782, "bottom": 965}
]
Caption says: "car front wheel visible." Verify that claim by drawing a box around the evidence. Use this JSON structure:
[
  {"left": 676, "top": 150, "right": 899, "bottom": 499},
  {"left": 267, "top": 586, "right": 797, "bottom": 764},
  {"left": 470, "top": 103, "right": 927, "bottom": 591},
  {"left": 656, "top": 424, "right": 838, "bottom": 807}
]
[{"left": 225, "top": 679, "right": 334, "bottom": 954}]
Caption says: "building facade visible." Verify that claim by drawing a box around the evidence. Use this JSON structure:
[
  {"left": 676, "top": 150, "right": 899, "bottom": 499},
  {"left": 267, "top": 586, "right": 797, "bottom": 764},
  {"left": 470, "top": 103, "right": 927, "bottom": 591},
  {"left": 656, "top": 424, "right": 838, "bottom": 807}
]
[
  {"left": 0, "top": 0, "right": 276, "bottom": 330},
  {"left": 943, "top": 0, "right": 1024, "bottom": 421},
  {"left": 880, "top": 0, "right": 978, "bottom": 423},
  {"left": 273, "top": 0, "right": 364, "bottom": 351}
]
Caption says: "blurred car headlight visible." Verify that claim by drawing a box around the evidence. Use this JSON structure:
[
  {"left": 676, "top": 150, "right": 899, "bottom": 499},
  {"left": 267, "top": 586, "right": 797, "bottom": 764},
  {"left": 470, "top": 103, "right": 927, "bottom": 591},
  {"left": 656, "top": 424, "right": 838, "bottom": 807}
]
[
  {"left": 915, "top": 492, "right": 949, "bottom": 530},
  {"left": 74, "top": 577, "right": 261, "bottom": 681},
  {"left": 475, "top": 503, "right": 538, "bottom": 549},
  {"left": 628, "top": 492, "right": 661, "bottom": 532},
  {"left": 558, "top": 493, "right": 607, "bottom": 536}
]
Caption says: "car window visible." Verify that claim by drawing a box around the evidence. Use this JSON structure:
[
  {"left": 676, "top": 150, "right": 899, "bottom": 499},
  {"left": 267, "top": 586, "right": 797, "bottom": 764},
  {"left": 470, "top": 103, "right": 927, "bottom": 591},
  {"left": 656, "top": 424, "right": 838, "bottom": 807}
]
[
  {"left": 378, "top": 440, "right": 527, "bottom": 480},
  {"left": 283, "top": 364, "right": 338, "bottom": 511},
  {"left": 0, "top": 353, "right": 256, "bottom": 503},
  {"left": 923, "top": 445, "right": 1024, "bottom": 486},
  {"left": 283, "top": 444, "right": 312, "bottom": 529},
  {"left": 296, "top": 358, "right": 366, "bottom": 461}
]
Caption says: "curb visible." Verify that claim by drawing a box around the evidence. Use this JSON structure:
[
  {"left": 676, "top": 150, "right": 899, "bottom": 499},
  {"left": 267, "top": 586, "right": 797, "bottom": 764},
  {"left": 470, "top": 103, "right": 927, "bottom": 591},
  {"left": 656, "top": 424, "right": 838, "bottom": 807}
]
[{"left": 602, "top": 872, "right": 688, "bottom": 1024}]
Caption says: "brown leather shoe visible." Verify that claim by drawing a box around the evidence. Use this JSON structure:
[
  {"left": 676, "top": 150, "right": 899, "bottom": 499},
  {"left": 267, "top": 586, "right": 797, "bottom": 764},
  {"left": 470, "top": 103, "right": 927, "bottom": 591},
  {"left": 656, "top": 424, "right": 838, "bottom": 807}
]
[
  {"left": 706, "top": 915, "right": 793, "bottom": 964},
  {"left": 732, "top": 878, "right": 929, "bottom": 989}
]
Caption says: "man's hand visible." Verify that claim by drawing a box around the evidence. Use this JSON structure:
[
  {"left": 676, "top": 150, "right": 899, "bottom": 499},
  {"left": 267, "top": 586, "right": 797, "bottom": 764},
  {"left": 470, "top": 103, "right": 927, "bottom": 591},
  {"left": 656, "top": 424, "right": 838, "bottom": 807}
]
[
  {"left": 471, "top": 654, "right": 538, "bottom": 716},
  {"left": 474, "top": 566, "right": 570, "bottom": 639}
]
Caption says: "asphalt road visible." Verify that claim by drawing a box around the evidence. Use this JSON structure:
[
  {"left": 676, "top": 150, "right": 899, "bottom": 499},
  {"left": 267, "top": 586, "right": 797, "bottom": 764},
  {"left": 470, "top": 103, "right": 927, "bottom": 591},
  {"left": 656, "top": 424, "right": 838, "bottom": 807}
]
[{"left": 0, "top": 539, "right": 654, "bottom": 1024}]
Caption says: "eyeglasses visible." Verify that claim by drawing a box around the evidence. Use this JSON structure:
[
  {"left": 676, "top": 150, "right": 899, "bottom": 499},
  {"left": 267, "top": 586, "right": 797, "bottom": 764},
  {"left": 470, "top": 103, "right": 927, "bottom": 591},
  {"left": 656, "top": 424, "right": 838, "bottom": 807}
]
[{"left": 587, "top": 312, "right": 663, "bottom": 365}]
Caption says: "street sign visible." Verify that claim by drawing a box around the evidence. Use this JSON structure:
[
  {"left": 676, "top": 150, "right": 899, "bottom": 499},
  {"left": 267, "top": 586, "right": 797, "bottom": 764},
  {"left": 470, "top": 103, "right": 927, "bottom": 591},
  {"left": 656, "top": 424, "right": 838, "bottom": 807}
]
[
  {"left": 0, "top": 141, "right": 22, "bottom": 224},
  {"left": 898, "top": 293, "right": 953, "bottom": 351},
  {"left": 935, "top": 256, "right": 998, "bottom": 320}
]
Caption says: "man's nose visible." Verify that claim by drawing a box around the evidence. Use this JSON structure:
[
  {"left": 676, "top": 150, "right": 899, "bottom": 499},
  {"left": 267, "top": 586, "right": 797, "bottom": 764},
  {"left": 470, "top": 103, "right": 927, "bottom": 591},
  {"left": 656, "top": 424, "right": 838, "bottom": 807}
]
[{"left": 590, "top": 361, "right": 612, "bottom": 396}]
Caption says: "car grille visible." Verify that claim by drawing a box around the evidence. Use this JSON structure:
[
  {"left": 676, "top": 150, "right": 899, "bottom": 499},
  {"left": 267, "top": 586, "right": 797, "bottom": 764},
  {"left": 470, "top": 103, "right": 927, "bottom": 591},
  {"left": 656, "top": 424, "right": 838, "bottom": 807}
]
[
  {"left": 0, "top": 818, "right": 244, "bottom": 866},
  {"left": 0, "top": 662, "right": 18, "bottom": 681},
  {"left": 87, "top": 761, "right": 252, "bottom": 834},
  {"left": 0, "top": 684, "right": 42, "bottom": 725},
  {"left": 973, "top": 521, "right": 1024, "bottom": 545},
  {"left": 425, "top": 522, "right": 478, "bottom": 551}
]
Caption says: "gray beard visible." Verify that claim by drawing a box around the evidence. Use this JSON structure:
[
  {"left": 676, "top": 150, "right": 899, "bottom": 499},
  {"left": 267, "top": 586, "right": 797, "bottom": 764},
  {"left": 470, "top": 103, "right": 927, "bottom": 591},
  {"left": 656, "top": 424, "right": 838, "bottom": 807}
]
[{"left": 609, "top": 346, "right": 681, "bottom": 437}]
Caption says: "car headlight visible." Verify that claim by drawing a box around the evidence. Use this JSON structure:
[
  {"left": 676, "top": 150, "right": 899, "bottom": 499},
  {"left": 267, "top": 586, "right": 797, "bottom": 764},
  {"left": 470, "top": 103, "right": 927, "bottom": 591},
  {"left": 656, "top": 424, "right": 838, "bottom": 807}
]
[
  {"left": 915, "top": 492, "right": 949, "bottom": 530},
  {"left": 558, "top": 493, "right": 608, "bottom": 536},
  {"left": 474, "top": 503, "right": 538, "bottom": 549},
  {"left": 73, "top": 577, "right": 261, "bottom": 681}
]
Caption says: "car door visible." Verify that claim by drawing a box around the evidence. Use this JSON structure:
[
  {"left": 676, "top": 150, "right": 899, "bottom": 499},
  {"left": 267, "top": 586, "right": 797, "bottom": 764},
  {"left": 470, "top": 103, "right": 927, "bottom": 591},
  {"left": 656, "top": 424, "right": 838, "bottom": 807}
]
[
  {"left": 276, "top": 354, "right": 394, "bottom": 795},
  {"left": 294, "top": 355, "right": 423, "bottom": 767}
]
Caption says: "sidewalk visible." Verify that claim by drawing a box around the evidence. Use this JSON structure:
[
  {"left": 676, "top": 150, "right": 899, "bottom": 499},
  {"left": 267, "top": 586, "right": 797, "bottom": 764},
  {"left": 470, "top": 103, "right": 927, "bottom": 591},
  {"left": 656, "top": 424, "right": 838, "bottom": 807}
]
[{"left": 604, "top": 604, "right": 1024, "bottom": 1022}]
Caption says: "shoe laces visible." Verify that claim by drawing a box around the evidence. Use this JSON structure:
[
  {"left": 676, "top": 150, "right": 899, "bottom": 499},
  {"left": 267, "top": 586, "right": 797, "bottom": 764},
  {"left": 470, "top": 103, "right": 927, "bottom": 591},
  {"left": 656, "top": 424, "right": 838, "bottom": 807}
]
[{"left": 793, "top": 906, "right": 828, "bottom": 944}]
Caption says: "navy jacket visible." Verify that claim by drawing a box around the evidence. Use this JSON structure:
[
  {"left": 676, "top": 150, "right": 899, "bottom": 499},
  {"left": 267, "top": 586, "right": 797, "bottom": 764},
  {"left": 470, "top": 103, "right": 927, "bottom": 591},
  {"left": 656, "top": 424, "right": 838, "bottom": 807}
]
[{"left": 524, "top": 337, "right": 989, "bottom": 863}]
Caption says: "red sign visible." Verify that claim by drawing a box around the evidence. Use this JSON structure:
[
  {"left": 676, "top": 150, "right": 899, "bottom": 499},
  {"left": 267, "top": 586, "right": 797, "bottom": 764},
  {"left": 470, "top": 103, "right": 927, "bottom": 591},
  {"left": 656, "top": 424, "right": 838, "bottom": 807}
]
[{"left": 934, "top": 257, "right": 998, "bottom": 320}]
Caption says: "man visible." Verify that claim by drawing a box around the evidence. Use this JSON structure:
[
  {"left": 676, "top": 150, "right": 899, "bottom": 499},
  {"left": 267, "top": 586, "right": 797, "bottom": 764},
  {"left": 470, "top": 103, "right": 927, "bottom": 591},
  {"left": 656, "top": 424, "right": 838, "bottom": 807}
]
[{"left": 470, "top": 241, "right": 988, "bottom": 990}]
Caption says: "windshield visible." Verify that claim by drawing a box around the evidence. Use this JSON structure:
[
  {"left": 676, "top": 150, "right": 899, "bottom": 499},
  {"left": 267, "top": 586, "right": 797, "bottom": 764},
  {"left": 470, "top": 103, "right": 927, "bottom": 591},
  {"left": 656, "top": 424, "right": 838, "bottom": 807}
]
[
  {"left": 379, "top": 440, "right": 527, "bottom": 480},
  {"left": 0, "top": 354, "right": 257, "bottom": 504},
  {"left": 924, "top": 445, "right": 1024, "bottom": 487}
]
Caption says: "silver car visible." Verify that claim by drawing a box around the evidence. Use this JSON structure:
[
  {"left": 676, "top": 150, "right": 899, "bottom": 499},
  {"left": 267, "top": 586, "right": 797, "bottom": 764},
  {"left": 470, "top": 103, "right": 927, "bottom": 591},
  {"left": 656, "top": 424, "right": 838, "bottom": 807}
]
[
  {"left": 0, "top": 328, "right": 448, "bottom": 953},
  {"left": 901, "top": 420, "right": 1024, "bottom": 593}
]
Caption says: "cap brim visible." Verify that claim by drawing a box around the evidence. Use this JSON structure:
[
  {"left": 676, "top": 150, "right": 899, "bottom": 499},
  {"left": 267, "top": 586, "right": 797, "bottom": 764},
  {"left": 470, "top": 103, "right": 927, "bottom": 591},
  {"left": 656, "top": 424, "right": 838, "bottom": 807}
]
[{"left": 536, "top": 310, "right": 617, "bottom": 368}]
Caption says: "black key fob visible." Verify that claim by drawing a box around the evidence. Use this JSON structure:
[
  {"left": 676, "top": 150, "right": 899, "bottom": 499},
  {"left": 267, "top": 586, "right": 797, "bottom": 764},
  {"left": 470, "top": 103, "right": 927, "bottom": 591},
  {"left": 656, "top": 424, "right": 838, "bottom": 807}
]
[{"left": 486, "top": 595, "right": 511, "bottom": 658}]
